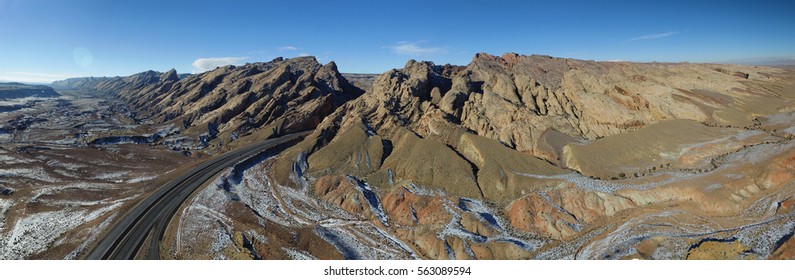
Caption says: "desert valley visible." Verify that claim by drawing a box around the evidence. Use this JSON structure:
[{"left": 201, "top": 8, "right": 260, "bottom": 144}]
[{"left": 1, "top": 53, "right": 794, "bottom": 259}]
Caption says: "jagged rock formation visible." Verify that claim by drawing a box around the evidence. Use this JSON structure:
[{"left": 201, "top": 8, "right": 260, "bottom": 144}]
[
  {"left": 53, "top": 57, "right": 363, "bottom": 146},
  {"left": 52, "top": 52, "right": 795, "bottom": 259},
  {"left": 264, "top": 53, "right": 795, "bottom": 259},
  {"left": 278, "top": 53, "right": 791, "bottom": 197},
  {"left": 450, "top": 53, "right": 790, "bottom": 160},
  {"left": 160, "top": 68, "right": 179, "bottom": 82}
]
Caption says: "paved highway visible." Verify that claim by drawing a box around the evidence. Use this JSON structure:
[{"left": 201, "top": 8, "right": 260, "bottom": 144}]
[{"left": 85, "top": 131, "right": 310, "bottom": 260}]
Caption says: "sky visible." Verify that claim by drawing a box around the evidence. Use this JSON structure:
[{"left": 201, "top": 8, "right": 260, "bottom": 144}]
[{"left": 1, "top": 0, "right": 794, "bottom": 83}]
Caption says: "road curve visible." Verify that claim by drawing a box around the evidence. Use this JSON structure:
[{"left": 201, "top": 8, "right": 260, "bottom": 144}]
[{"left": 85, "top": 131, "right": 310, "bottom": 260}]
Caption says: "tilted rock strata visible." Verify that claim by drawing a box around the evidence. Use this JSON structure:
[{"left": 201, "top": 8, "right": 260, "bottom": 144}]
[{"left": 53, "top": 57, "right": 362, "bottom": 145}]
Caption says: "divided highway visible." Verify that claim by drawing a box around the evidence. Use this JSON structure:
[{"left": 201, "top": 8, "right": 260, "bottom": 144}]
[{"left": 85, "top": 131, "right": 310, "bottom": 260}]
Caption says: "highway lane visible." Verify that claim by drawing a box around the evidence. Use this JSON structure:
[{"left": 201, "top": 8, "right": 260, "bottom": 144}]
[{"left": 85, "top": 131, "right": 310, "bottom": 260}]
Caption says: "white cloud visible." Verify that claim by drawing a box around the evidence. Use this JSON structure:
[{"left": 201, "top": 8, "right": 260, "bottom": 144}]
[
  {"left": 191, "top": 57, "right": 248, "bottom": 73},
  {"left": 278, "top": 46, "right": 298, "bottom": 51},
  {"left": 389, "top": 41, "right": 446, "bottom": 56},
  {"left": 297, "top": 53, "right": 311, "bottom": 57},
  {"left": 630, "top": 31, "right": 679, "bottom": 41},
  {"left": 0, "top": 72, "right": 76, "bottom": 83}
]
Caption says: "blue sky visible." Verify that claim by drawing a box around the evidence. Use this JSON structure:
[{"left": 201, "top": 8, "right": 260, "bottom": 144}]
[{"left": 1, "top": 0, "right": 794, "bottom": 83}]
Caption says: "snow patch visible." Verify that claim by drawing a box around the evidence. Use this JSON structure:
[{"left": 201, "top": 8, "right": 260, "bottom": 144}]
[
  {"left": 209, "top": 223, "right": 235, "bottom": 260},
  {"left": 404, "top": 182, "right": 447, "bottom": 196},
  {"left": 126, "top": 175, "right": 157, "bottom": 184},
  {"left": 0, "top": 167, "right": 59, "bottom": 183},
  {"left": 783, "top": 126, "right": 795, "bottom": 137},
  {"left": 0, "top": 155, "right": 16, "bottom": 162},
  {"left": 45, "top": 159, "right": 85, "bottom": 170},
  {"left": 437, "top": 198, "right": 544, "bottom": 254},
  {"left": 282, "top": 247, "right": 316, "bottom": 260},
  {"left": 29, "top": 182, "right": 114, "bottom": 203},
  {"left": 459, "top": 197, "right": 504, "bottom": 231},
  {"left": 705, "top": 183, "right": 723, "bottom": 192},
  {"left": 0, "top": 201, "right": 123, "bottom": 259},
  {"left": 91, "top": 171, "right": 130, "bottom": 181},
  {"left": 347, "top": 175, "right": 389, "bottom": 227},
  {"left": 63, "top": 213, "right": 118, "bottom": 260},
  {"left": 0, "top": 199, "right": 12, "bottom": 231}
]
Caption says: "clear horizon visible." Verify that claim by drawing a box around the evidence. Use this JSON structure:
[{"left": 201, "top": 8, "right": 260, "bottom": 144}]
[{"left": 1, "top": 0, "right": 794, "bottom": 83}]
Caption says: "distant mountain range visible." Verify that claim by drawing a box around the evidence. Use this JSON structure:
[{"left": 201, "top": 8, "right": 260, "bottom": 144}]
[
  {"left": 0, "top": 82, "right": 60, "bottom": 99},
  {"left": 720, "top": 56, "right": 795, "bottom": 67}
]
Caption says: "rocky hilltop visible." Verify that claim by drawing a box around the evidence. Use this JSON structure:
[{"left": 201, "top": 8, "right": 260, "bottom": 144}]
[
  {"left": 256, "top": 53, "right": 795, "bottom": 259},
  {"left": 276, "top": 53, "right": 792, "bottom": 195}
]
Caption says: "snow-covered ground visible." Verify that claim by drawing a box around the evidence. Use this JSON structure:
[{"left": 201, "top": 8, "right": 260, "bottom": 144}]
[
  {"left": 63, "top": 212, "right": 118, "bottom": 260},
  {"left": 45, "top": 159, "right": 86, "bottom": 170},
  {"left": 0, "top": 199, "right": 11, "bottom": 231},
  {"left": 0, "top": 91, "right": 190, "bottom": 259},
  {"left": 438, "top": 196, "right": 545, "bottom": 256},
  {"left": 573, "top": 199, "right": 795, "bottom": 260},
  {"left": 0, "top": 200, "right": 123, "bottom": 259},
  {"left": 126, "top": 175, "right": 157, "bottom": 184},
  {"left": 282, "top": 247, "right": 315, "bottom": 260},
  {"left": 0, "top": 144, "right": 185, "bottom": 259},
  {"left": 0, "top": 154, "right": 16, "bottom": 162},
  {"left": 0, "top": 167, "right": 60, "bottom": 183},
  {"left": 91, "top": 171, "right": 130, "bottom": 182},
  {"left": 177, "top": 153, "right": 418, "bottom": 259}
]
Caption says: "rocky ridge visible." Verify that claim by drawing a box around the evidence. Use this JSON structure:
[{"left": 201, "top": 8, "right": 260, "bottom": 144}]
[
  {"left": 53, "top": 57, "right": 363, "bottom": 148},
  {"left": 264, "top": 53, "right": 795, "bottom": 259},
  {"left": 51, "top": 52, "right": 795, "bottom": 259}
]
